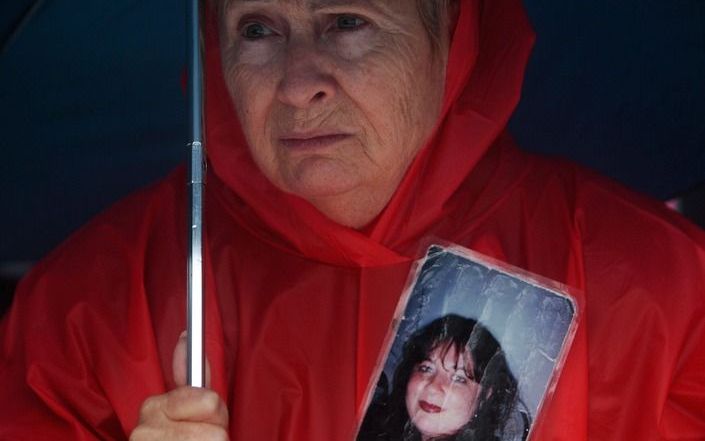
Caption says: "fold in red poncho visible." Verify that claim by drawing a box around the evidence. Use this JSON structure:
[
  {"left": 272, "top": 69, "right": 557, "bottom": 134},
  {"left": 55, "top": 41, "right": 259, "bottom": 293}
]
[{"left": 1, "top": 0, "right": 704, "bottom": 439}]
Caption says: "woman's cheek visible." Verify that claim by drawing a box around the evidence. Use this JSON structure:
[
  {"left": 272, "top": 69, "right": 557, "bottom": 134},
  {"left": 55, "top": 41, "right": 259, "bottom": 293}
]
[
  {"left": 242, "top": 45, "right": 279, "bottom": 67},
  {"left": 406, "top": 374, "right": 420, "bottom": 396},
  {"left": 223, "top": 63, "right": 274, "bottom": 152},
  {"left": 331, "top": 30, "right": 375, "bottom": 61}
]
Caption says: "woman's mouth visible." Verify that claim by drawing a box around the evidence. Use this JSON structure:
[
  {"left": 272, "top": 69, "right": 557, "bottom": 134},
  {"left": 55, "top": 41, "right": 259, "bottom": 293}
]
[
  {"left": 279, "top": 133, "right": 351, "bottom": 150},
  {"left": 419, "top": 400, "right": 442, "bottom": 413}
]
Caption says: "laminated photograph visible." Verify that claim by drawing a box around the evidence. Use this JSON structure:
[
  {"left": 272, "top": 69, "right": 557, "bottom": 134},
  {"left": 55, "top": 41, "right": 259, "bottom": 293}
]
[{"left": 356, "top": 244, "right": 579, "bottom": 441}]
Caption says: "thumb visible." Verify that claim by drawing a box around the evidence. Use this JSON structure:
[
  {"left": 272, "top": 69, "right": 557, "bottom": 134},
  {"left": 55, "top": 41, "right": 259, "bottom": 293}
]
[{"left": 172, "top": 330, "right": 211, "bottom": 388}]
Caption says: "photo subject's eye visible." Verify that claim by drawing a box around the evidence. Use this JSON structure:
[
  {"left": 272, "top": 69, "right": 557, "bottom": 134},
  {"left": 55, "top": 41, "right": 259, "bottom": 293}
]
[
  {"left": 333, "top": 15, "right": 367, "bottom": 31},
  {"left": 417, "top": 362, "right": 434, "bottom": 374},
  {"left": 241, "top": 22, "right": 273, "bottom": 40},
  {"left": 451, "top": 372, "right": 468, "bottom": 384}
]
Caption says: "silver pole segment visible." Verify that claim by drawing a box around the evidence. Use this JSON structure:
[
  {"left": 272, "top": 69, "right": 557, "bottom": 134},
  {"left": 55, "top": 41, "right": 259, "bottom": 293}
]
[{"left": 186, "top": 0, "right": 205, "bottom": 388}]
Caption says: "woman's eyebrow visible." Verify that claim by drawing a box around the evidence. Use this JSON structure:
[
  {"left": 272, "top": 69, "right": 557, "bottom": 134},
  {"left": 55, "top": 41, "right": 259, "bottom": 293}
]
[
  {"left": 309, "top": 0, "right": 376, "bottom": 11},
  {"left": 231, "top": 0, "right": 379, "bottom": 13},
  {"left": 234, "top": 0, "right": 372, "bottom": 5}
]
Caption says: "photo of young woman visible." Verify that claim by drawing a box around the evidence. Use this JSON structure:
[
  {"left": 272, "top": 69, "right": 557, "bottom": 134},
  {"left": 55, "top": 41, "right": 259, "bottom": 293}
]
[{"left": 359, "top": 314, "right": 529, "bottom": 441}]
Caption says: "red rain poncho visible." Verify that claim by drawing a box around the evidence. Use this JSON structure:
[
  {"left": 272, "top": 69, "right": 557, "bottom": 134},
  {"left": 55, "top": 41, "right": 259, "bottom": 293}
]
[{"left": 1, "top": 0, "right": 704, "bottom": 439}]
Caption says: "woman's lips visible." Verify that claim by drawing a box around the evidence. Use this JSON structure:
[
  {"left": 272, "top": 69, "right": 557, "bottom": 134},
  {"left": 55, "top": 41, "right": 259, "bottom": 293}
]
[
  {"left": 279, "top": 133, "right": 351, "bottom": 150},
  {"left": 419, "top": 400, "right": 442, "bottom": 413}
]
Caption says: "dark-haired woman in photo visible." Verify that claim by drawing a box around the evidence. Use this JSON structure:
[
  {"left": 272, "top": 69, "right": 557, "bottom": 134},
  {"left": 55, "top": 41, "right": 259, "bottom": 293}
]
[{"left": 361, "top": 315, "right": 527, "bottom": 441}]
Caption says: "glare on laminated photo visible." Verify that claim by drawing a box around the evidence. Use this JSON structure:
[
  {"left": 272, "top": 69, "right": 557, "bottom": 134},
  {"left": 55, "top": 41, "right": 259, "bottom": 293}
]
[{"left": 356, "top": 244, "right": 579, "bottom": 441}]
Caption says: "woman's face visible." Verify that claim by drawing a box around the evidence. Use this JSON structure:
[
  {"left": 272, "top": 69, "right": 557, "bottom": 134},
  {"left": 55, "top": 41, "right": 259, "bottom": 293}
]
[
  {"left": 219, "top": 0, "right": 447, "bottom": 227},
  {"left": 405, "top": 344, "right": 482, "bottom": 440}
]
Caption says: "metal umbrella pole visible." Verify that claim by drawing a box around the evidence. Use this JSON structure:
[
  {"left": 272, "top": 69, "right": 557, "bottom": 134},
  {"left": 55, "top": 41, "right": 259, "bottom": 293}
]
[{"left": 186, "top": 0, "right": 206, "bottom": 388}]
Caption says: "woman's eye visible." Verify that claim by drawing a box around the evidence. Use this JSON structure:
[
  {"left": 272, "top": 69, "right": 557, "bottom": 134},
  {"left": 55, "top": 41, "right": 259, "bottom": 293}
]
[
  {"left": 417, "top": 363, "right": 433, "bottom": 374},
  {"left": 451, "top": 372, "right": 468, "bottom": 384},
  {"left": 333, "top": 15, "right": 367, "bottom": 31},
  {"left": 241, "top": 22, "right": 273, "bottom": 40}
]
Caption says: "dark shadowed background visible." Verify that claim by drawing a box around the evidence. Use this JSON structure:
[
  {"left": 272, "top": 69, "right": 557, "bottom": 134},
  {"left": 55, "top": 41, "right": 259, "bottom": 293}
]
[{"left": 1, "top": 0, "right": 704, "bottom": 314}]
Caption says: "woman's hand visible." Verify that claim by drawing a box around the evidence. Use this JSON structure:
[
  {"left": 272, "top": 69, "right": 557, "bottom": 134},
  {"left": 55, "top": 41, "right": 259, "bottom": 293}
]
[{"left": 129, "top": 333, "right": 229, "bottom": 441}]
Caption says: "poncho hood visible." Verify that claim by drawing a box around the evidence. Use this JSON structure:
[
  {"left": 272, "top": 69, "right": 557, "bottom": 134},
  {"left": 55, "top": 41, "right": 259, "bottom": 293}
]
[{"left": 203, "top": 0, "right": 535, "bottom": 267}]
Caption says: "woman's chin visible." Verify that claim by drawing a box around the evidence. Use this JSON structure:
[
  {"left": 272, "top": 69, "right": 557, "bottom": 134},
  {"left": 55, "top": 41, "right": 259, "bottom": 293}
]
[
  {"left": 269, "top": 159, "right": 396, "bottom": 227},
  {"left": 286, "top": 175, "right": 358, "bottom": 200},
  {"left": 283, "top": 157, "right": 363, "bottom": 198},
  {"left": 286, "top": 180, "right": 388, "bottom": 229}
]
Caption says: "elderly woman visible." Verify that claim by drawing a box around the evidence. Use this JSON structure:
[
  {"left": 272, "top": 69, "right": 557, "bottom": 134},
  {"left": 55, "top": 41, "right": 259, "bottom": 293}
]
[{"left": 1, "top": 0, "right": 704, "bottom": 440}]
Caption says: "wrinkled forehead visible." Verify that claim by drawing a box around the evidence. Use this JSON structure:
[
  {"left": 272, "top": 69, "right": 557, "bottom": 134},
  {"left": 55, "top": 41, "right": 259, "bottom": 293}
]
[
  {"left": 216, "top": 0, "right": 424, "bottom": 40},
  {"left": 218, "top": 0, "right": 420, "bottom": 20},
  {"left": 223, "top": 0, "right": 399, "bottom": 8}
]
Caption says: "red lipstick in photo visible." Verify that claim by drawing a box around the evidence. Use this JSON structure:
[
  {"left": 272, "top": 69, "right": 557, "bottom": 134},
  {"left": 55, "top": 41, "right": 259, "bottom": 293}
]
[{"left": 419, "top": 400, "right": 442, "bottom": 413}]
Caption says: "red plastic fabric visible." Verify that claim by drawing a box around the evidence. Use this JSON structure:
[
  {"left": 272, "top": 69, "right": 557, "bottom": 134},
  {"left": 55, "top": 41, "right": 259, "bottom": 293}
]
[{"left": 2, "top": 0, "right": 705, "bottom": 439}]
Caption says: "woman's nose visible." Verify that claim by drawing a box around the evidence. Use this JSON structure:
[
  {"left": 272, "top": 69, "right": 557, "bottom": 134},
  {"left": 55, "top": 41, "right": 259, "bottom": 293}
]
[
  {"left": 276, "top": 40, "right": 337, "bottom": 109},
  {"left": 426, "top": 374, "right": 448, "bottom": 394}
]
